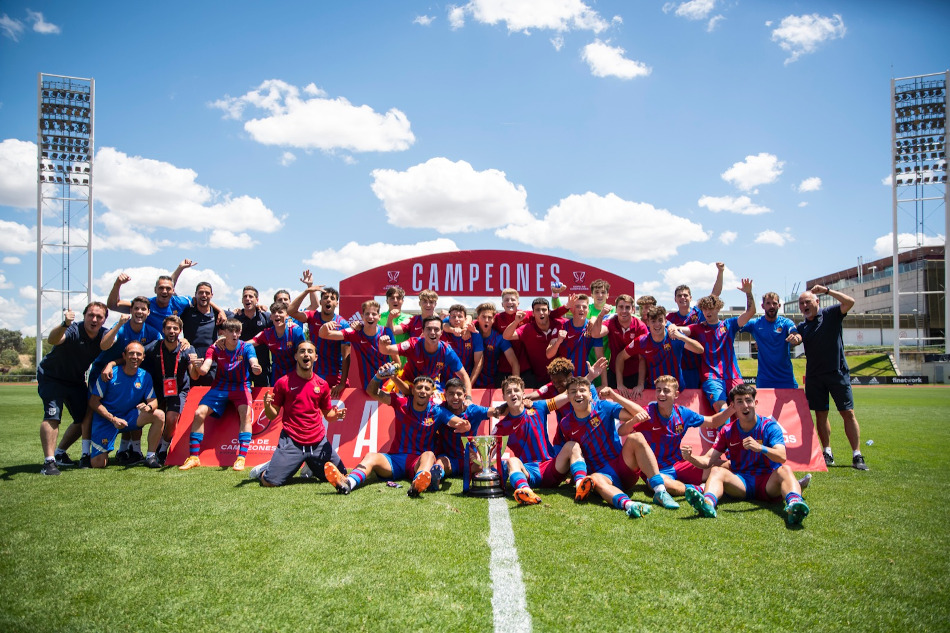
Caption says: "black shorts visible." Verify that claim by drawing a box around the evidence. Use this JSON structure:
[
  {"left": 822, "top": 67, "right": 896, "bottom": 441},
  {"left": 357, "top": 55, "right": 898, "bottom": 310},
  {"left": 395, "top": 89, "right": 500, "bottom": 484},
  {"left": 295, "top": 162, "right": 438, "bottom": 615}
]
[
  {"left": 261, "top": 432, "right": 347, "bottom": 487},
  {"left": 157, "top": 389, "right": 189, "bottom": 414},
  {"left": 805, "top": 372, "right": 854, "bottom": 412},
  {"left": 38, "top": 377, "right": 88, "bottom": 424}
]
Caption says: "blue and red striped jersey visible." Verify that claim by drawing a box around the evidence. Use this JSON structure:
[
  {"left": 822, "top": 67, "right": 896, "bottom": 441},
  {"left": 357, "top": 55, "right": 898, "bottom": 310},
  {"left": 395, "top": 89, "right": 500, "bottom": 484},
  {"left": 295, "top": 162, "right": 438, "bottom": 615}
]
[
  {"left": 387, "top": 392, "right": 456, "bottom": 455},
  {"left": 633, "top": 402, "right": 706, "bottom": 470},
  {"left": 556, "top": 400, "right": 625, "bottom": 472},
  {"left": 342, "top": 326, "right": 393, "bottom": 390},
  {"left": 252, "top": 322, "right": 305, "bottom": 384},
  {"left": 712, "top": 414, "right": 785, "bottom": 475},
  {"left": 493, "top": 399, "right": 557, "bottom": 464},
  {"left": 206, "top": 341, "right": 257, "bottom": 392},
  {"left": 687, "top": 317, "right": 742, "bottom": 382},
  {"left": 397, "top": 337, "right": 463, "bottom": 390},
  {"left": 304, "top": 311, "right": 350, "bottom": 383}
]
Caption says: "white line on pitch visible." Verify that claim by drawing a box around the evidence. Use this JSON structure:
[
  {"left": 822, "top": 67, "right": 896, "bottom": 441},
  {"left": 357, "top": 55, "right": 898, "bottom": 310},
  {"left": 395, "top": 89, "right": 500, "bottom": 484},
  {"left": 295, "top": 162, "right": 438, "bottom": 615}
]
[{"left": 487, "top": 497, "right": 532, "bottom": 633}]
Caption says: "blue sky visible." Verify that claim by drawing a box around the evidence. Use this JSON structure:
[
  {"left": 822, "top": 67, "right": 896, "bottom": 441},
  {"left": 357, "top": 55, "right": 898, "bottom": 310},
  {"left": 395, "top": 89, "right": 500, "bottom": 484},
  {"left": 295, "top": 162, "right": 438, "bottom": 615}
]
[{"left": 0, "top": 1, "right": 947, "bottom": 334}]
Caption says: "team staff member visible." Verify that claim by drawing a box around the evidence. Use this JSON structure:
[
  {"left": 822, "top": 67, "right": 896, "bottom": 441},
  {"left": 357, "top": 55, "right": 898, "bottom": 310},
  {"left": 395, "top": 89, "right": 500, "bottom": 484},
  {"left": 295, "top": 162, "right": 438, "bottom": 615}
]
[{"left": 38, "top": 302, "right": 108, "bottom": 476}]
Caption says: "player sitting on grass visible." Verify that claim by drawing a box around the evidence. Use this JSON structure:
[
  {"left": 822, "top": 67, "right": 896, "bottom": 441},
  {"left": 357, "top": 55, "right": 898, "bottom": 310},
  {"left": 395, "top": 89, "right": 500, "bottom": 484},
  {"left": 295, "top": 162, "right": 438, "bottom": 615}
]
[
  {"left": 559, "top": 378, "right": 675, "bottom": 518},
  {"left": 680, "top": 384, "right": 810, "bottom": 526},
  {"left": 629, "top": 375, "right": 733, "bottom": 497},
  {"left": 180, "top": 318, "right": 262, "bottom": 472},
  {"left": 249, "top": 341, "right": 348, "bottom": 487},
  {"left": 493, "top": 376, "right": 587, "bottom": 506},
  {"left": 88, "top": 342, "right": 161, "bottom": 468},
  {"left": 433, "top": 378, "right": 492, "bottom": 490},
  {"left": 325, "top": 365, "right": 470, "bottom": 498}
]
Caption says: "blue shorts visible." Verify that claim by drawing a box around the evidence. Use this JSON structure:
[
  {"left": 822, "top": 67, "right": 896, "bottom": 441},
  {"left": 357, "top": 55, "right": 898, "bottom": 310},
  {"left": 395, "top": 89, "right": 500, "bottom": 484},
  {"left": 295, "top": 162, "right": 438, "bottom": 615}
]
[
  {"left": 805, "top": 373, "right": 854, "bottom": 412},
  {"left": 702, "top": 378, "right": 727, "bottom": 407},
  {"left": 734, "top": 471, "right": 780, "bottom": 501},
  {"left": 198, "top": 388, "right": 252, "bottom": 417},
  {"left": 90, "top": 412, "right": 142, "bottom": 458},
  {"left": 383, "top": 453, "right": 422, "bottom": 481}
]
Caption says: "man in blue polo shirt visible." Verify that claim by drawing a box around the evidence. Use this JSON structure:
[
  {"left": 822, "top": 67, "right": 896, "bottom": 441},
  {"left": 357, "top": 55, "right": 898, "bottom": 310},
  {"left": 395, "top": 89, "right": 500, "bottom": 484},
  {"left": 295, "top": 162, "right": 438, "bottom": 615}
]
[{"left": 741, "top": 291, "right": 802, "bottom": 389}]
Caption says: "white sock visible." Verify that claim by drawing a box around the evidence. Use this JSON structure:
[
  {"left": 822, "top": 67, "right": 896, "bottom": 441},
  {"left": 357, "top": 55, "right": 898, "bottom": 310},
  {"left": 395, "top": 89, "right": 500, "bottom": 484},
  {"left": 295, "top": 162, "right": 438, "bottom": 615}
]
[
  {"left": 823, "top": 447, "right": 833, "bottom": 456},
  {"left": 81, "top": 439, "right": 91, "bottom": 455},
  {"left": 654, "top": 484, "right": 667, "bottom": 494},
  {"left": 55, "top": 448, "right": 66, "bottom": 456},
  {"left": 119, "top": 438, "right": 131, "bottom": 452},
  {"left": 159, "top": 439, "right": 170, "bottom": 451},
  {"left": 853, "top": 449, "right": 862, "bottom": 458},
  {"left": 131, "top": 440, "right": 142, "bottom": 453},
  {"left": 146, "top": 451, "right": 155, "bottom": 458}
]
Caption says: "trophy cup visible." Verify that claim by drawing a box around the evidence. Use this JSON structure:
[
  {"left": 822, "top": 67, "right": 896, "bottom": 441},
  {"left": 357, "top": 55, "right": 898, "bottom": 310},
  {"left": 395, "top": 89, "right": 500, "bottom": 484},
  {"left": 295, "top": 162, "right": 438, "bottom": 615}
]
[{"left": 462, "top": 435, "right": 508, "bottom": 498}]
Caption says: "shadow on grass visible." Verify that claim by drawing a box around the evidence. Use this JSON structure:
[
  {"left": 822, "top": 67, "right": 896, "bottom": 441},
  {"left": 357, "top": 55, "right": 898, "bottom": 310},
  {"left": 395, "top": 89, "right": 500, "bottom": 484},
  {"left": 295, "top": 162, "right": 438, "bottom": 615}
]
[{"left": 0, "top": 463, "right": 46, "bottom": 480}]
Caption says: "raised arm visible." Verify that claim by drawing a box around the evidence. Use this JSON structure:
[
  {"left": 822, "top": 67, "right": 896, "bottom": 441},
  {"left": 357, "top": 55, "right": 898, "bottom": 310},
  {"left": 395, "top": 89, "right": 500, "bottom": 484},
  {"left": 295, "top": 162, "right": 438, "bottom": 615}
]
[
  {"left": 47, "top": 309, "right": 75, "bottom": 346},
  {"left": 99, "top": 313, "right": 131, "bottom": 350},
  {"left": 711, "top": 261, "right": 725, "bottom": 297},
  {"left": 502, "top": 311, "right": 526, "bottom": 341},
  {"left": 171, "top": 258, "right": 197, "bottom": 288},
  {"left": 809, "top": 284, "right": 855, "bottom": 315},
  {"left": 737, "top": 278, "right": 756, "bottom": 327},
  {"left": 107, "top": 273, "right": 132, "bottom": 313},
  {"left": 546, "top": 329, "right": 567, "bottom": 359},
  {"left": 300, "top": 270, "right": 320, "bottom": 311},
  {"left": 366, "top": 364, "right": 397, "bottom": 405},
  {"left": 288, "top": 287, "right": 320, "bottom": 323}
]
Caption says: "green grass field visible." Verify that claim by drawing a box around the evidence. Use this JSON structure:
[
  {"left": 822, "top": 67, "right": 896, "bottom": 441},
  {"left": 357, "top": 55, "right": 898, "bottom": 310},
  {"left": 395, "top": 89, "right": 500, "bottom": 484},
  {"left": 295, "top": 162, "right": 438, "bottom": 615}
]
[{"left": 1, "top": 384, "right": 948, "bottom": 632}]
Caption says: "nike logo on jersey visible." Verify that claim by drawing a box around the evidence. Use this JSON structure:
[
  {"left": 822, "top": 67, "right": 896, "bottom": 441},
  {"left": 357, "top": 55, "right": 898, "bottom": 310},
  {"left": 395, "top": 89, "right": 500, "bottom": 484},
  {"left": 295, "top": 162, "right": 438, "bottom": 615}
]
[{"left": 290, "top": 386, "right": 300, "bottom": 392}]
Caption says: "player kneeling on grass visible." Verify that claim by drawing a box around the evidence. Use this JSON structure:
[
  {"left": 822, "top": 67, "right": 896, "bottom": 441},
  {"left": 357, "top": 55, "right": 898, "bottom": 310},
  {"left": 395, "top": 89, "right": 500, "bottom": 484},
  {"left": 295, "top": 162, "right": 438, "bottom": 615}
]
[
  {"left": 325, "top": 365, "right": 471, "bottom": 498},
  {"left": 180, "top": 319, "right": 262, "bottom": 472},
  {"left": 248, "top": 342, "right": 348, "bottom": 486},
  {"left": 432, "top": 378, "right": 492, "bottom": 491},
  {"left": 88, "top": 342, "right": 161, "bottom": 468},
  {"left": 493, "top": 376, "right": 586, "bottom": 506},
  {"left": 559, "top": 378, "right": 674, "bottom": 518},
  {"left": 630, "top": 375, "right": 733, "bottom": 497},
  {"left": 680, "top": 384, "right": 810, "bottom": 526}
]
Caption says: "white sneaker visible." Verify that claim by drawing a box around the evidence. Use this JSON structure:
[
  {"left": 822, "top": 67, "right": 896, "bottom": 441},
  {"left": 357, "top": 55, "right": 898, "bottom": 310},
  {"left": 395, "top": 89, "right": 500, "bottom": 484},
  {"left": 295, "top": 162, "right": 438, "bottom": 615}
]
[
  {"left": 798, "top": 473, "right": 812, "bottom": 490},
  {"left": 248, "top": 461, "right": 269, "bottom": 480}
]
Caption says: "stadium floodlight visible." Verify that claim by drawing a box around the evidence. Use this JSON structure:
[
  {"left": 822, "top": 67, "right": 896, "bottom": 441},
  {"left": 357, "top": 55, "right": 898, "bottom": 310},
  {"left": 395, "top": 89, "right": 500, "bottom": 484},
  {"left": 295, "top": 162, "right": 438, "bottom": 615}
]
[
  {"left": 35, "top": 73, "right": 95, "bottom": 368},
  {"left": 890, "top": 70, "right": 950, "bottom": 368}
]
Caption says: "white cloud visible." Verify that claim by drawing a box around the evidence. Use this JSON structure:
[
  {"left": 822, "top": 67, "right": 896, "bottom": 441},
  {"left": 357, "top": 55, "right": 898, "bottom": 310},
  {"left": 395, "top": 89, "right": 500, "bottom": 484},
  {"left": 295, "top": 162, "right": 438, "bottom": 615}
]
[
  {"left": 882, "top": 175, "right": 893, "bottom": 186},
  {"left": 208, "top": 230, "right": 258, "bottom": 249},
  {"left": 707, "top": 15, "right": 724, "bottom": 32},
  {"left": 370, "top": 157, "right": 532, "bottom": 233},
  {"left": 0, "top": 14, "right": 24, "bottom": 40},
  {"left": 718, "top": 231, "right": 737, "bottom": 245},
  {"left": 19, "top": 285, "right": 35, "bottom": 299},
  {"left": 450, "top": 0, "right": 609, "bottom": 34},
  {"left": 280, "top": 151, "right": 296, "bottom": 166},
  {"left": 582, "top": 40, "right": 651, "bottom": 80},
  {"left": 698, "top": 195, "right": 771, "bottom": 215},
  {"left": 0, "top": 295, "right": 28, "bottom": 331},
  {"left": 664, "top": 0, "right": 716, "bottom": 20},
  {"left": 413, "top": 15, "right": 435, "bottom": 26},
  {"left": 658, "top": 260, "right": 740, "bottom": 301},
  {"left": 95, "top": 147, "right": 282, "bottom": 238},
  {"left": 0, "top": 138, "right": 38, "bottom": 208},
  {"left": 26, "top": 10, "right": 60, "bottom": 35},
  {"left": 771, "top": 13, "right": 846, "bottom": 65},
  {"left": 797, "top": 176, "right": 822, "bottom": 192},
  {"left": 0, "top": 273, "right": 12, "bottom": 289},
  {"left": 551, "top": 34, "right": 565, "bottom": 51},
  {"left": 721, "top": 153, "right": 784, "bottom": 191},
  {"left": 754, "top": 229, "right": 794, "bottom": 246},
  {"left": 872, "top": 232, "right": 945, "bottom": 257},
  {"left": 798, "top": 201, "right": 808, "bottom": 207},
  {"left": 0, "top": 220, "right": 35, "bottom": 253},
  {"left": 3, "top": 256, "right": 21, "bottom": 264},
  {"left": 448, "top": 6, "right": 466, "bottom": 29},
  {"left": 496, "top": 192, "right": 708, "bottom": 262},
  {"left": 306, "top": 238, "right": 460, "bottom": 276},
  {"left": 211, "top": 79, "right": 415, "bottom": 153}
]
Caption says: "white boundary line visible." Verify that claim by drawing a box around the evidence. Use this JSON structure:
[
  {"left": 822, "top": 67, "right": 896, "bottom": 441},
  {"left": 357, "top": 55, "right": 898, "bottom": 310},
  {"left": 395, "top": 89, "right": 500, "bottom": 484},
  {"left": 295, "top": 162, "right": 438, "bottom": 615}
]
[{"left": 487, "top": 497, "right": 532, "bottom": 633}]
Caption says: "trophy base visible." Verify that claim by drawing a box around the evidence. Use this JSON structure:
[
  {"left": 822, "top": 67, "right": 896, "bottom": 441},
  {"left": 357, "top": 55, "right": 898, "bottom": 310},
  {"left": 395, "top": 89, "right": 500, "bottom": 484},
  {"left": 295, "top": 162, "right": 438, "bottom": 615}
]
[{"left": 464, "top": 475, "right": 505, "bottom": 498}]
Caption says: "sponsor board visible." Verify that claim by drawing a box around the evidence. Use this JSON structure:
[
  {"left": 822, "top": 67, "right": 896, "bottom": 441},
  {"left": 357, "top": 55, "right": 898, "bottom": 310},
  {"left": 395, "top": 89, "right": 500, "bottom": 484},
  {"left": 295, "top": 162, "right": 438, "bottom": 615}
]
[{"left": 168, "top": 387, "right": 826, "bottom": 472}]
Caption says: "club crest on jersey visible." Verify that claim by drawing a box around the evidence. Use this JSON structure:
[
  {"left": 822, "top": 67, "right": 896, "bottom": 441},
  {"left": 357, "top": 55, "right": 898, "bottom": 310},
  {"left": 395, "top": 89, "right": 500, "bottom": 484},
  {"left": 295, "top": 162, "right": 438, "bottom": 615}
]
[
  {"left": 774, "top": 326, "right": 783, "bottom": 334},
  {"left": 435, "top": 362, "right": 444, "bottom": 371},
  {"left": 421, "top": 416, "right": 435, "bottom": 427},
  {"left": 134, "top": 382, "right": 142, "bottom": 389},
  {"left": 589, "top": 413, "right": 602, "bottom": 429},
  {"left": 674, "top": 421, "right": 685, "bottom": 434},
  {"left": 464, "top": 342, "right": 472, "bottom": 351},
  {"left": 313, "top": 385, "right": 321, "bottom": 394},
  {"left": 663, "top": 343, "right": 672, "bottom": 351},
  {"left": 486, "top": 344, "right": 495, "bottom": 352}
]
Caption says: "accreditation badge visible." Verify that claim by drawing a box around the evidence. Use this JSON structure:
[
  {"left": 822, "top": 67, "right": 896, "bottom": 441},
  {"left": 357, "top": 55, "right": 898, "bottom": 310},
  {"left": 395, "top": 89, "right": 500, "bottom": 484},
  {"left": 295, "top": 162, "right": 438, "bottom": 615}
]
[{"left": 163, "top": 377, "right": 179, "bottom": 397}]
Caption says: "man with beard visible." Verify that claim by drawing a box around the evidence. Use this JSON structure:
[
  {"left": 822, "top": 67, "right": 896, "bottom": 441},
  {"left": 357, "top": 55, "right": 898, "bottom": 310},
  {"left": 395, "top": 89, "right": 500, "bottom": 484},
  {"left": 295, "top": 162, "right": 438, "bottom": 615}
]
[
  {"left": 230, "top": 286, "right": 272, "bottom": 387},
  {"left": 181, "top": 281, "right": 221, "bottom": 387},
  {"left": 740, "top": 292, "right": 802, "bottom": 389},
  {"left": 248, "top": 341, "right": 348, "bottom": 487},
  {"left": 379, "top": 315, "right": 472, "bottom": 397}
]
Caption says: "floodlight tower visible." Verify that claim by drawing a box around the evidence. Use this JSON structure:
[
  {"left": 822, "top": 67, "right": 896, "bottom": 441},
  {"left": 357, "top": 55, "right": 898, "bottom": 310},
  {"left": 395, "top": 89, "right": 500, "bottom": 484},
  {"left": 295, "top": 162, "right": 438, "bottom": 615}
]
[
  {"left": 890, "top": 71, "right": 949, "bottom": 366},
  {"left": 36, "top": 73, "right": 94, "bottom": 368}
]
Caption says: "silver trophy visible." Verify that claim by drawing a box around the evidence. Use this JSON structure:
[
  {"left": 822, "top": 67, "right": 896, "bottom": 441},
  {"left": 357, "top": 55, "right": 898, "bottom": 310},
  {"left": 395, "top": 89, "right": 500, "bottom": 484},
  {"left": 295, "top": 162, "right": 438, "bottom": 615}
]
[{"left": 463, "top": 435, "right": 508, "bottom": 498}]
